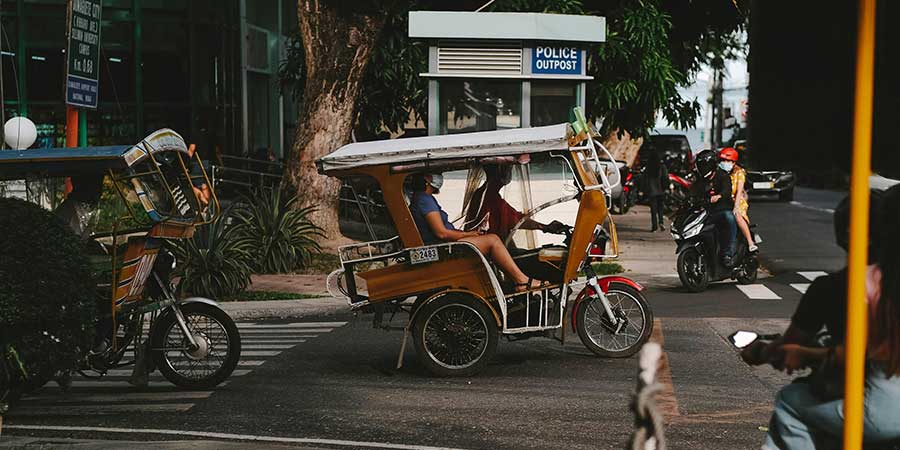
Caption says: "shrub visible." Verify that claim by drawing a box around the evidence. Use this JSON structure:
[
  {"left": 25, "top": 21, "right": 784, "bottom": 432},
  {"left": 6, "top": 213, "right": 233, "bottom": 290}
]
[
  {"left": 0, "top": 198, "right": 96, "bottom": 391},
  {"left": 170, "top": 209, "right": 256, "bottom": 299},
  {"left": 232, "top": 189, "right": 324, "bottom": 274}
]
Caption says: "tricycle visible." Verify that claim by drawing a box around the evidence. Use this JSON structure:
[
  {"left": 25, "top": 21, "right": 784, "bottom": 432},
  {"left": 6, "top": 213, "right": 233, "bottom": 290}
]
[
  {"left": 318, "top": 112, "right": 653, "bottom": 376},
  {"left": 0, "top": 129, "right": 241, "bottom": 402}
]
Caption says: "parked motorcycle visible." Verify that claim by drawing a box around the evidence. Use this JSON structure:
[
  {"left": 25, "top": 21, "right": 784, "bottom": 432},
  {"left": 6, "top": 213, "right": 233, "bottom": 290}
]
[
  {"left": 664, "top": 173, "right": 692, "bottom": 213},
  {"left": 670, "top": 198, "right": 760, "bottom": 292}
]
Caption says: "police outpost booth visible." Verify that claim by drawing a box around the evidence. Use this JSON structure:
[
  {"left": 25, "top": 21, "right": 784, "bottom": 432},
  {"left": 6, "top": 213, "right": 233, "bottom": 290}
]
[{"left": 407, "top": 11, "right": 606, "bottom": 136}]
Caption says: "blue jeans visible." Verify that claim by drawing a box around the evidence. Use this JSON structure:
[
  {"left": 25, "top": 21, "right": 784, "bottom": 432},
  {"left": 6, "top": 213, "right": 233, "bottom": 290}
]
[
  {"left": 708, "top": 209, "right": 737, "bottom": 258},
  {"left": 764, "top": 366, "right": 900, "bottom": 450}
]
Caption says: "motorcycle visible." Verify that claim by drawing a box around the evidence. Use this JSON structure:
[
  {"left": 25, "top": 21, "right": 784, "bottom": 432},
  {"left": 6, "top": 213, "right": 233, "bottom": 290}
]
[
  {"left": 670, "top": 198, "right": 760, "bottom": 292},
  {"left": 665, "top": 173, "right": 692, "bottom": 213},
  {"left": 614, "top": 165, "right": 636, "bottom": 214}
]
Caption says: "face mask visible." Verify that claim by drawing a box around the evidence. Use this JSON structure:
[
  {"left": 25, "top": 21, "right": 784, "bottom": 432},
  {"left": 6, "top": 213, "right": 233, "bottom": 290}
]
[
  {"left": 719, "top": 161, "right": 734, "bottom": 172},
  {"left": 428, "top": 174, "right": 444, "bottom": 191}
]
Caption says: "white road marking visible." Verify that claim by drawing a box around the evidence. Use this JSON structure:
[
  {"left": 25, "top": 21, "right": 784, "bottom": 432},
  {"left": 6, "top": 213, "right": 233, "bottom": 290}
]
[
  {"left": 11, "top": 321, "right": 340, "bottom": 418},
  {"left": 3, "top": 425, "right": 474, "bottom": 450},
  {"left": 790, "top": 283, "right": 810, "bottom": 294},
  {"left": 10, "top": 403, "right": 195, "bottom": 415},
  {"left": 798, "top": 271, "right": 828, "bottom": 281},
  {"left": 790, "top": 201, "right": 835, "bottom": 214},
  {"left": 103, "top": 369, "right": 251, "bottom": 377},
  {"left": 236, "top": 328, "right": 334, "bottom": 334},
  {"left": 124, "top": 350, "right": 281, "bottom": 357},
  {"left": 736, "top": 284, "right": 782, "bottom": 300},
  {"left": 24, "top": 391, "right": 213, "bottom": 403},
  {"left": 239, "top": 322, "right": 347, "bottom": 328}
]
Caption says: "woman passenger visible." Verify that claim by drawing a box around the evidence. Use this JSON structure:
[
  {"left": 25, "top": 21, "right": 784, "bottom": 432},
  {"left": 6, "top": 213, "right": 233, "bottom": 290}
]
[
  {"left": 719, "top": 147, "right": 757, "bottom": 252},
  {"left": 409, "top": 173, "right": 541, "bottom": 292}
]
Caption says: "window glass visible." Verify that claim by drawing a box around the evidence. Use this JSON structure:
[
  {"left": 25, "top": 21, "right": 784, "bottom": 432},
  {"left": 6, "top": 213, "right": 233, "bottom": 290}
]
[
  {"left": 531, "top": 81, "right": 576, "bottom": 127},
  {"left": 439, "top": 80, "right": 521, "bottom": 134}
]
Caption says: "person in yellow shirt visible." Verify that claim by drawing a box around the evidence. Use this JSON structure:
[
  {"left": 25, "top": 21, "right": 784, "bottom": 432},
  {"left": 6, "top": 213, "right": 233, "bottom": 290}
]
[{"left": 719, "top": 147, "right": 757, "bottom": 252}]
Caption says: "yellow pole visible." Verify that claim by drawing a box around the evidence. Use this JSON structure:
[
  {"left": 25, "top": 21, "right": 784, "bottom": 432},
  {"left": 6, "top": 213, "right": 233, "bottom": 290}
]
[{"left": 844, "top": 0, "right": 877, "bottom": 448}]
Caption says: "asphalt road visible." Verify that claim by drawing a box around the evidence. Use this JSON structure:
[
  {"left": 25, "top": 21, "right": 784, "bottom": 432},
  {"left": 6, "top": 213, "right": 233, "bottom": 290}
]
[{"left": 1, "top": 188, "right": 848, "bottom": 450}]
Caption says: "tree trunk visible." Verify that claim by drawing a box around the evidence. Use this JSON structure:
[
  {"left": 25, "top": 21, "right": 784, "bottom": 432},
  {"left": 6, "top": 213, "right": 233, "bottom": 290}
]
[{"left": 288, "top": 1, "right": 389, "bottom": 238}]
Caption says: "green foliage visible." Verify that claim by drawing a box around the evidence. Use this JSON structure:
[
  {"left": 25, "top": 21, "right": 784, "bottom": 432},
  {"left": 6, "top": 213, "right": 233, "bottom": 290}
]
[
  {"left": 279, "top": 0, "right": 746, "bottom": 142},
  {"left": 0, "top": 198, "right": 96, "bottom": 389},
  {"left": 170, "top": 209, "right": 256, "bottom": 299},
  {"left": 588, "top": 0, "right": 701, "bottom": 136},
  {"left": 232, "top": 189, "right": 324, "bottom": 274},
  {"left": 355, "top": 11, "right": 429, "bottom": 139}
]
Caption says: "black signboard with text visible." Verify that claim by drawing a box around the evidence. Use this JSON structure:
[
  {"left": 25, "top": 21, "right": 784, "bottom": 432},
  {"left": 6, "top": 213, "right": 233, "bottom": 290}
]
[{"left": 65, "top": 0, "right": 102, "bottom": 109}]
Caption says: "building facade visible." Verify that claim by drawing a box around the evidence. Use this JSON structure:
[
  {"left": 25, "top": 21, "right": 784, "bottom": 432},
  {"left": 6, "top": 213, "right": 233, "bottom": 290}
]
[
  {"left": 408, "top": 11, "right": 605, "bottom": 136},
  {"left": 0, "top": 0, "right": 297, "bottom": 160}
]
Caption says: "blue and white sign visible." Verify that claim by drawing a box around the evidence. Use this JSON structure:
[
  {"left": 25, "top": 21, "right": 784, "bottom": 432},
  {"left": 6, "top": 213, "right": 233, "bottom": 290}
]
[{"left": 532, "top": 46, "right": 582, "bottom": 75}]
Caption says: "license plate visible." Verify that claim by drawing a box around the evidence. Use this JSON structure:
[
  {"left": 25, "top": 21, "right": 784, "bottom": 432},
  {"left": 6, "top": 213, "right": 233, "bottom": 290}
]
[
  {"left": 410, "top": 247, "right": 439, "bottom": 265},
  {"left": 753, "top": 181, "right": 774, "bottom": 190}
]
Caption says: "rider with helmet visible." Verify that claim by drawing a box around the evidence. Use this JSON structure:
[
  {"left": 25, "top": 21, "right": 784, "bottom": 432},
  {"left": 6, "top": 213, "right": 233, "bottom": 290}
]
[
  {"left": 719, "top": 147, "right": 757, "bottom": 252},
  {"left": 693, "top": 149, "right": 738, "bottom": 267}
]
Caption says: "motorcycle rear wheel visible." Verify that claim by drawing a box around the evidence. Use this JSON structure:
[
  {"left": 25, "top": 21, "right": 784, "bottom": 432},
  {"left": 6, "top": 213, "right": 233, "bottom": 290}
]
[
  {"left": 151, "top": 303, "right": 241, "bottom": 390},
  {"left": 678, "top": 247, "right": 710, "bottom": 292}
]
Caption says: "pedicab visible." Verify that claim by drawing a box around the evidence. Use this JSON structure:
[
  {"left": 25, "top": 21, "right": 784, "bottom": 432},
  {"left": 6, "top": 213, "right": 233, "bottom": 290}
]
[
  {"left": 0, "top": 129, "right": 241, "bottom": 396},
  {"left": 318, "top": 114, "right": 653, "bottom": 376}
]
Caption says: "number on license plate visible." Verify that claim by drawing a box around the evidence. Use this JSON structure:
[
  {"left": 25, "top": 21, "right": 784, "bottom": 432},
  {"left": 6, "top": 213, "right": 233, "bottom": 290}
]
[
  {"left": 410, "top": 247, "right": 439, "bottom": 265},
  {"left": 753, "top": 181, "right": 774, "bottom": 190}
]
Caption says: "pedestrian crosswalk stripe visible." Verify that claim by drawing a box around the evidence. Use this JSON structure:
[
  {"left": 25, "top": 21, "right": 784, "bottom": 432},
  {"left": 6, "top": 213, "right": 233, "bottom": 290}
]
[
  {"left": 103, "top": 369, "right": 253, "bottom": 377},
  {"left": 736, "top": 284, "right": 782, "bottom": 300},
  {"left": 25, "top": 391, "right": 213, "bottom": 403},
  {"left": 798, "top": 271, "right": 828, "bottom": 281},
  {"left": 12, "top": 403, "right": 195, "bottom": 416},
  {"left": 236, "top": 329, "right": 333, "bottom": 334},
  {"left": 124, "top": 350, "right": 282, "bottom": 357},
  {"left": 238, "top": 322, "right": 347, "bottom": 328},
  {"left": 790, "top": 283, "right": 810, "bottom": 294},
  {"left": 11, "top": 320, "right": 347, "bottom": 417}
]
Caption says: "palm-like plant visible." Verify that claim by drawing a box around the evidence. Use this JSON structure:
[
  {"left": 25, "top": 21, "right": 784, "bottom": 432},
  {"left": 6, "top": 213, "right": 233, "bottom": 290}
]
[
  {"left": 170, "top": 209, "right": 256, "bottom": 299},
  {"left": 232, "top": 189, "right": 324, "bottom": 274}
]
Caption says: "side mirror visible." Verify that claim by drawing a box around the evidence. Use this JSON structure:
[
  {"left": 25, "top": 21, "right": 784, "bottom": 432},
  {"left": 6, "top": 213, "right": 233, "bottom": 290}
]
[{"left": 729, "top": 331, "right": 759, "bottom": 349}]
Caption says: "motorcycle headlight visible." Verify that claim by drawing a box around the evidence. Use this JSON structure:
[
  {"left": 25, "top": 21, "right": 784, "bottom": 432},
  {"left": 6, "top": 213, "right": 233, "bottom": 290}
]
[{"left": 681, "top": 212, "right": 706, "bottom": 239}]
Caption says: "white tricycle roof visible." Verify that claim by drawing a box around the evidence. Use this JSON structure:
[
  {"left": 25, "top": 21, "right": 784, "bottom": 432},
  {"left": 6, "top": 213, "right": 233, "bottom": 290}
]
[{"left": 317, "top": 123, "right": 572, "bottom": 174}]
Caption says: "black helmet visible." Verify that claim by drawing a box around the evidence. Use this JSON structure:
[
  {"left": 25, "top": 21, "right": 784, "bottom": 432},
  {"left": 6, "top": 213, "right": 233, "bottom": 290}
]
[
  {"left": 833, "top": 188, "right": 885, "bottom": 260},
  {"left": 694, "top": 150, "right": 718, "bottom": 180}
]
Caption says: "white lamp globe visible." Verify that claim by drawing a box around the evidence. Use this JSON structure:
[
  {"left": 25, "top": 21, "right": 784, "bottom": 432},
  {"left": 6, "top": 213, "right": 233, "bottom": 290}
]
[{"left": 4, "top": 117, "right": 38, "bottom": 150}]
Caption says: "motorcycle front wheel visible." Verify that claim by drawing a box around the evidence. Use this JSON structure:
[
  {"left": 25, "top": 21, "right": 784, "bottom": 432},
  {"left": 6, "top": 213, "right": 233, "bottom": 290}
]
[
  {"left": 575, "top": 283, "right": 653, "bottom": 358},
  {"left": 677, "top": 247, "right": 710, "bottom": 292},
  {"left": 150, "top": 302, "right": 241, "bottom": 390}
]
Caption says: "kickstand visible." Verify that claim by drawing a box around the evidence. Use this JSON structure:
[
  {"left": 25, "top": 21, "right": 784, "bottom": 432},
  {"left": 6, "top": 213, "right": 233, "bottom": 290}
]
[
  {"left": 129, "top": 338, "right": 151, "bottom": 388},
  {"left": 396, "top": 327, "right": 410, "bottom": 370}
]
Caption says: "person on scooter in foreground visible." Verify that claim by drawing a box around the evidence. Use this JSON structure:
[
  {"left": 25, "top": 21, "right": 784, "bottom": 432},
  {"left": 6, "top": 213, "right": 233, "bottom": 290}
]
[
  {"left": 693, "top": 150, "right": 738, "bottom": 267},
  {"left": 748, "top": 186, "right": 900, "bottom": 449}
]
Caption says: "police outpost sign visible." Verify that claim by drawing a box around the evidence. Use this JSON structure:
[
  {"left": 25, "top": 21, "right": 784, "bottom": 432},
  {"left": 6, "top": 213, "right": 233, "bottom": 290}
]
[
  {"left": 65, "top": 0, "right": 102, "bottom": 109},
  {"left": 531, "top": 46, "right": 583, "bottom": 76}
]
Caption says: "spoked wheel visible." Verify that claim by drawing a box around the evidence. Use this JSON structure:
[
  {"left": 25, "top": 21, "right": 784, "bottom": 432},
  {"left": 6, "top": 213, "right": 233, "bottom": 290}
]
[
  {"left": 412, "top": 294, "right": 498, "bottom": 377},
  {"left": 575, "top": 283, "right": 653, "bottom": 358},
  {"left": 150, "top": 302, "right": 241, "bottom": 389},
  {"left": 677, "top": 247, "right": 710, "bottom": 292}
]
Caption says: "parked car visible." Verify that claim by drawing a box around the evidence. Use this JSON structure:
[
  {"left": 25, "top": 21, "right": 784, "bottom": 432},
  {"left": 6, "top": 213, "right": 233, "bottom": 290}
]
[{"left": 745, "top": 169, "right": 796, "bottom": 201}]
